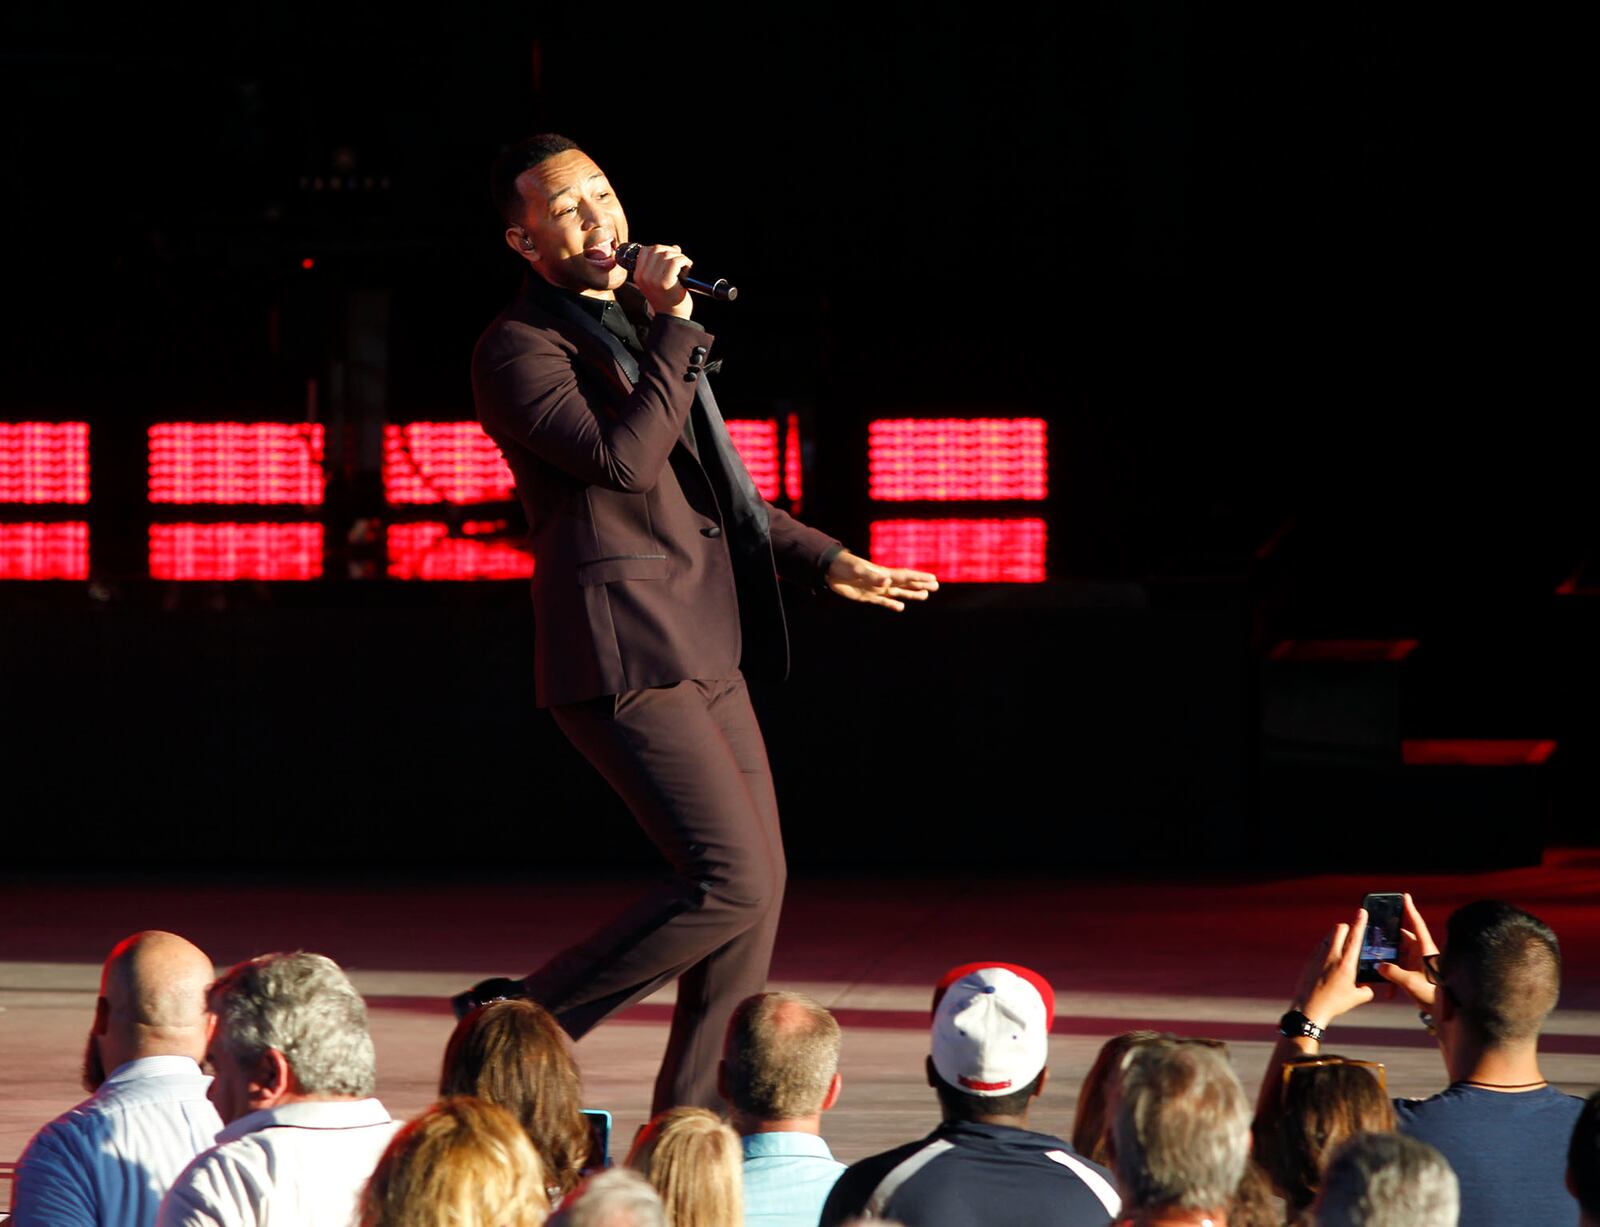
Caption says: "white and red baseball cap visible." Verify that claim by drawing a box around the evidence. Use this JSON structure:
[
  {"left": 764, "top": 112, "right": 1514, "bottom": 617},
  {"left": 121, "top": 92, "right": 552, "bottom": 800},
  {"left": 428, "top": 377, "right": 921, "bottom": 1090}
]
[{"left": 930, "top": 962, "right": 1055, "bottom": 1096}]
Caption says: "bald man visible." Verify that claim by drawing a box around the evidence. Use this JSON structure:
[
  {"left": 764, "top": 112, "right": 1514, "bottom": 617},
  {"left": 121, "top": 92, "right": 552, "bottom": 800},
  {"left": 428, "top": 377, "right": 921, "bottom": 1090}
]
[{"left": 13, "top": 931, "right": 223, "bottom": 1227}]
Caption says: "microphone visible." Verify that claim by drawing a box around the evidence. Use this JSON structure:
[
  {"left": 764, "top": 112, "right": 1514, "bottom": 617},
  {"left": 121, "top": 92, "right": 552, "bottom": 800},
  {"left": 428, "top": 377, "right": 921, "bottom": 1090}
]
[{"left": 615, "top": 243, "right": 739, "bottom": 302}]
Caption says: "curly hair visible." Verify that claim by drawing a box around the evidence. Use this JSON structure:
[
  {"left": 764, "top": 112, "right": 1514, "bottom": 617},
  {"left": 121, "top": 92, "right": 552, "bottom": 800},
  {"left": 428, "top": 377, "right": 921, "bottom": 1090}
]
[{"left": 208, "top": 952, "right": 375, "bottom": 1097}]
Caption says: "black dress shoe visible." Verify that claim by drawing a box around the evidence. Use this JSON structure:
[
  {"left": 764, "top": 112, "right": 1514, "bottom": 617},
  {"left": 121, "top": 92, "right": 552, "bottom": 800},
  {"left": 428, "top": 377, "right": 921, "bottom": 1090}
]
[{"left": 450, "top": 976, "right": 526, "bottom": 1020}]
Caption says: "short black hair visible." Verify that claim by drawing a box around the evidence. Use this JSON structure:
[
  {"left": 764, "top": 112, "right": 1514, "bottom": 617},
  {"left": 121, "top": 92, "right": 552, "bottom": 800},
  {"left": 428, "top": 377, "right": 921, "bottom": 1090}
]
[
  {"left": 1442, "top": 900, "right": 1561, "bottom": 1046},
  {"left": 1570, "top": 1091, "right": 1600, "bottom": 1216},
  {"left": 933, "top": 1070, "right": 1043, "bottom": 1122},
  {"left": 489, "top": 133, "right": 581, "bottom": 227}
]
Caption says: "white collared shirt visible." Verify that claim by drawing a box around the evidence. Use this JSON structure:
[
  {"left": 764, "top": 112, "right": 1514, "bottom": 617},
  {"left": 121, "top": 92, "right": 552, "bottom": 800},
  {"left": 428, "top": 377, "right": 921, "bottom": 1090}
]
[
  {"left": 156, "top": 1097, "right": 401, "bottom": 1227},
  {"left": 12, "top": 1055, "right": 225, "bottom": 1227}
]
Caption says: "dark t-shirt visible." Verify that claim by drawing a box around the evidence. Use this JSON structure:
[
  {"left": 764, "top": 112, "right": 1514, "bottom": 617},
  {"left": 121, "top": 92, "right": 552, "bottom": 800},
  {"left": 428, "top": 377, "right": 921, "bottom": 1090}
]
[
  {"left": 819, "top": 1120, "right": 1119, "bottom": 1227},
  {"left": 1394, "top": 1084, "right": 1583, "bottom": 1227}
]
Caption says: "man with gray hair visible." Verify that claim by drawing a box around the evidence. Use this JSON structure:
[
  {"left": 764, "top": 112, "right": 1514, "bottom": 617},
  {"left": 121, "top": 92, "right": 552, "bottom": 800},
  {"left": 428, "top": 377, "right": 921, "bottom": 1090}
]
[
  {"left": 1314, "top": 1132, "right": 1459, "bottom": 1227},
  {"left": 1110, "top": 1041, "right": 1251, "bottom": 1226},
  {"left": 718, "top": 991, "right": 846, "bottom": 1226},
  {"left": 13, "top": 931, "right": 222, "bottom": 1227},
  {"left": 157, "top": 952, "right": 400, "bottom": 1227},
  {"left": 550, "top": 1168, "right": 666, "bottom": 1227}
]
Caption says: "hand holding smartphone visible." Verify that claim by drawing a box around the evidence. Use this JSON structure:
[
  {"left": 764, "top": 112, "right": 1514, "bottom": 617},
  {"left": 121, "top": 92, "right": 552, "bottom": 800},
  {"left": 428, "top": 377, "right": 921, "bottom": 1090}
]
[{"left": 1356, "top": 892, "right": 1404, "bottom": 984}]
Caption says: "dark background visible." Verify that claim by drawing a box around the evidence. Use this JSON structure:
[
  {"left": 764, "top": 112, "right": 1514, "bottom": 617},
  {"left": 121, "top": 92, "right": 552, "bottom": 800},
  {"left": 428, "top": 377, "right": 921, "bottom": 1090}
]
[{"left": 2, "top": 4, "right": 1590, "bottom": 870}]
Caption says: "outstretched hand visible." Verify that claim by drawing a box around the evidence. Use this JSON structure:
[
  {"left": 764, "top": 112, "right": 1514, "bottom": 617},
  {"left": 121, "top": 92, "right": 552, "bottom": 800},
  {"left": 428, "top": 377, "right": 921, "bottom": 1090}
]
[
  {"left": 1293, "top": 905, "right": 1376, "bottom": 1029},
  {"left": 824, "top": 550, "right": 939, "bottom": 612}
]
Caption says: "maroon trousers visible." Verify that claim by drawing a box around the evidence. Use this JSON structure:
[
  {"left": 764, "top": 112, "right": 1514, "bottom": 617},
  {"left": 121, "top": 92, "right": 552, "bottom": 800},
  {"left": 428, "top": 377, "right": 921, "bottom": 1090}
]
[{"left": 533, "top": 673, "right": 786, "bottom": 1114}]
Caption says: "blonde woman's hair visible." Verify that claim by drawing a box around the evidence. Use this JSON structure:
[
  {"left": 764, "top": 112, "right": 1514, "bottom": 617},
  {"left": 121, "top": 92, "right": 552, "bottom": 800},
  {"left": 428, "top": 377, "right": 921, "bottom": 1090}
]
[
  {"left": 626, "top": 1107, "right": 742, "bottom": 1227},
  {"left": 360, "top": 1096, "right": 550, "bottom": 1227}
]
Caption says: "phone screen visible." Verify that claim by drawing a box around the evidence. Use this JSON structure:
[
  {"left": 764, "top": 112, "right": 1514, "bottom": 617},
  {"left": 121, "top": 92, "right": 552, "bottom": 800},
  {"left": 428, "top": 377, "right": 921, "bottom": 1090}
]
[
  {"left": 581, "top": 1108, "right": 612, "bottom": 1172},
  {"left": 1357, "top": 892, "right": 1404, "bottom": 982}
]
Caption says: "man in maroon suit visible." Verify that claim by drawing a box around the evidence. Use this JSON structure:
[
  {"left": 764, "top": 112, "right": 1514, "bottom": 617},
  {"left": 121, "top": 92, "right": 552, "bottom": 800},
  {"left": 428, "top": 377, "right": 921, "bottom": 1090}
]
[{"left": 459, "top": 134, "right": 938, "bottom": 1114}]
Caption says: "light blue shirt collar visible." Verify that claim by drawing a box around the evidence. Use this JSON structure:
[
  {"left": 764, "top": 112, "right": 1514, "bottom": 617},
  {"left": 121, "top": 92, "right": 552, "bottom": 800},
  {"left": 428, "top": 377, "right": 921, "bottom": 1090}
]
[
  {"left": 103, "top": 1054, "right": 206, "bottom": 1085},
  {"left": 742, "top": 1131, "right": 835, "bottom": 1159}
]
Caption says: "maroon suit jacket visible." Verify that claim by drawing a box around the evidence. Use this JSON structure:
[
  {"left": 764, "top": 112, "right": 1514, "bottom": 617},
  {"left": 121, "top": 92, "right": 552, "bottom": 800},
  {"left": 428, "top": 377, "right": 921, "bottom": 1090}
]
[{"left": 472, "top": 278, "right": 841, "bottom": 707}]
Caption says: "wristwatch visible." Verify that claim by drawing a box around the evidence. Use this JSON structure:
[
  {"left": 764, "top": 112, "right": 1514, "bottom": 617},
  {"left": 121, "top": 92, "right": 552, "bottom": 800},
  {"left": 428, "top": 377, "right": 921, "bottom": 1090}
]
[{"left": 1278, "top": 1009, "right": 1325, "bottom": 1041}]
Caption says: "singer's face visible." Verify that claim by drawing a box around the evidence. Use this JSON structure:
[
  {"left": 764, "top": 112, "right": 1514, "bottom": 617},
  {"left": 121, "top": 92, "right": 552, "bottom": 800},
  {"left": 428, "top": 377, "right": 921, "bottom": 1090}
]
[{"left": 512, "top": 150, "right": 630, "bottom": 297}]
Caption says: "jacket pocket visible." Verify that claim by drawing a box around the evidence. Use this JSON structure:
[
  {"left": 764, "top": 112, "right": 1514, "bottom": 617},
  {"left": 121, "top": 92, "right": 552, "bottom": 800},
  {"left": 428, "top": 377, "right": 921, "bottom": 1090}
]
[{"left": 577, "top": 554, "right": 670, "bottom": 586}]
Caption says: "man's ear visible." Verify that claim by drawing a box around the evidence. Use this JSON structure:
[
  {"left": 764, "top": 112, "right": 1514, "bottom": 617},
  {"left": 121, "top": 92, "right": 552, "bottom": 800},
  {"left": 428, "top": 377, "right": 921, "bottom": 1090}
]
[
  {"left": 504, "top": 227, "right": 537, "bottom": 260},
  {"left": 716, "top": 1059, "right": 729, "bottom": 1102},
  {"left": 1033, "top": 1067, "right": 1049, "bottom": 1099},
  {"left": 925, "top": 1055, "right": 937, "bottom": 1089},
  {"left": 251, "top": 1048, "right": 295, "bottom": 1107},
  {"left": 821, "top": 1071, "right": 843, "bottom": 1113},
  {"left": 92, "top": 997, "right": 111, "bottom": 1037}
]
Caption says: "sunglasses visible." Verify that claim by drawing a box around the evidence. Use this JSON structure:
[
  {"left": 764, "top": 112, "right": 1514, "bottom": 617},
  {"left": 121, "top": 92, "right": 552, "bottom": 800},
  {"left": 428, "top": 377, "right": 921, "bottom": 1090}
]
[{"left": 1280, "top": 1055, "right": 1387, "bottom": 1100}]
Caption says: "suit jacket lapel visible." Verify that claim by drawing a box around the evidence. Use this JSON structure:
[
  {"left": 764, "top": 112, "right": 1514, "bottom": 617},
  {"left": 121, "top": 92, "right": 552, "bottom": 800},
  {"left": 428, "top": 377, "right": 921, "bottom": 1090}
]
[
  {"left": 691, "top": 378, "right": 770, "bottom": 539},
  {"left": 520, "top": 278, "right": 639, "bottom": 394}
]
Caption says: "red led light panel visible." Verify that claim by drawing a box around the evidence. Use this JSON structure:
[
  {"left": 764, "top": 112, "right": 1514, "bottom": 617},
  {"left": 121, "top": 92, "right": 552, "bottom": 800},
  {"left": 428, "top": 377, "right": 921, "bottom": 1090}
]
[
  {"left": 383, "top": 423, "right": 515, "bottom": 505},
  {"left": 387, "top": 522, "right": 534, "bottom": 580},
  {"left": 784, "top": 412, "right": 803, "bottom": 503},
  {"left": 869, "top": 518, "right": 1047, "bottom": 583},
  {"left": 0, "top": 422, "right": 89, "bottom": 503},
  {"left": 0, "top": 522, "right": 89, "bottom": 579},
  {"left": 149, "top": 423, "right": 325, "bottom": 504},
  {"left": 868, "top": 418, "right": 1048, "bottom": 501},
  {"left": 149, "top": 523, "right": 323, "bottom": 580},
  {"left": 724, "top": 419, "right": 781, "bottom": 501}
]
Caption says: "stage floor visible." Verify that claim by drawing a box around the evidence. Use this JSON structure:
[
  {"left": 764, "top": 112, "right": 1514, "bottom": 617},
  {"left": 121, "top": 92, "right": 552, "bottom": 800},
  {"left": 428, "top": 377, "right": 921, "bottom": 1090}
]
[{"left": 4, "top": 858, "right": 1599, "bottom": 1198}]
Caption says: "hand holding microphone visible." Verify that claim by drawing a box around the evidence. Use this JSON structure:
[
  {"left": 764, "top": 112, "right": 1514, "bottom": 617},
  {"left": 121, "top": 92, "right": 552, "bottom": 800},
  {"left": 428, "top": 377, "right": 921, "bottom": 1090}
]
[
  {"left": 617, "top": 242, "right": 738, "bottom": 305},
  {"left": 617, "top": 243, "right": 696, "bottom": 319}
]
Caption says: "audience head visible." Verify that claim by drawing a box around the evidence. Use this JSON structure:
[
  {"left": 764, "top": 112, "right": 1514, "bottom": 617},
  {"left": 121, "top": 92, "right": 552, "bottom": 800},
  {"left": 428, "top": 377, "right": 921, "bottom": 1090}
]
[
  {"left": 441, "top": 999, "right": 590, "bottom": 1196},
  {"left": 359, "top": 1095, "right": 549, "bottom": 1227},
  {"left": 1436, "top": 900, "right": 1561, "bottom": 1050},
  {"left": 85, "top": 930, "right": 213, "bottom": 1092},
  {"left": 927, "top": 962, "right": 1053, "bottom": 1123},
  {"left": 720, "top": 991, "right": 842, "bottom": 1128},
  {"left": 204, "top": 950, "right": 376, "bottom": 1123},
  {"left": 1071, "top": 1030, "right": 1172, "bottom": 1163},
  {"left": 1314, "top": 1132, "right": 1459, "bottom": 1227},
  {"left": 1256, "top": 1054, "right": 1396, "bottom": 1212},
  {"left": 1111, "top": 1040, "right": 1251, "bottom": 1217},
  {"left": 551, "top": 1168, "right": 665, "bottom": 1227},
  {"left": 1570, "top": 1091, "right": 1600, "bottom": 1226},
  {"left": 626, "top": 1106, "right": 742, "bottom": 1227}
]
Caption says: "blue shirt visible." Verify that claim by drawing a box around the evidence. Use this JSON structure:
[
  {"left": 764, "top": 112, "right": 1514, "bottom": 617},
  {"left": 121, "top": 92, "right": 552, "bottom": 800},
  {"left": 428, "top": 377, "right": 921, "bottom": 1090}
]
[
  {"left": 1394, "top": 1084, "right": 1583, "bottom": 1227},
  {"left": 741, "top": 1131, "right": 846, "bottom": 1227},
  {"left": 13, "top": 1056, "right": 223, "bottom": 1227}
]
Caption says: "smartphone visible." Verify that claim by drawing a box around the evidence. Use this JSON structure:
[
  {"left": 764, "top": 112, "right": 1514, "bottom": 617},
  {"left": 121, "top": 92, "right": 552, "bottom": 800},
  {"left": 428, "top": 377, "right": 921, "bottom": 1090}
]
[
  {"left": 1357, "top": 892, "right": 1404, "bottom": 983},
  {"left": 581, "top": 1108, "right": 613, "bottom": 1172}
]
